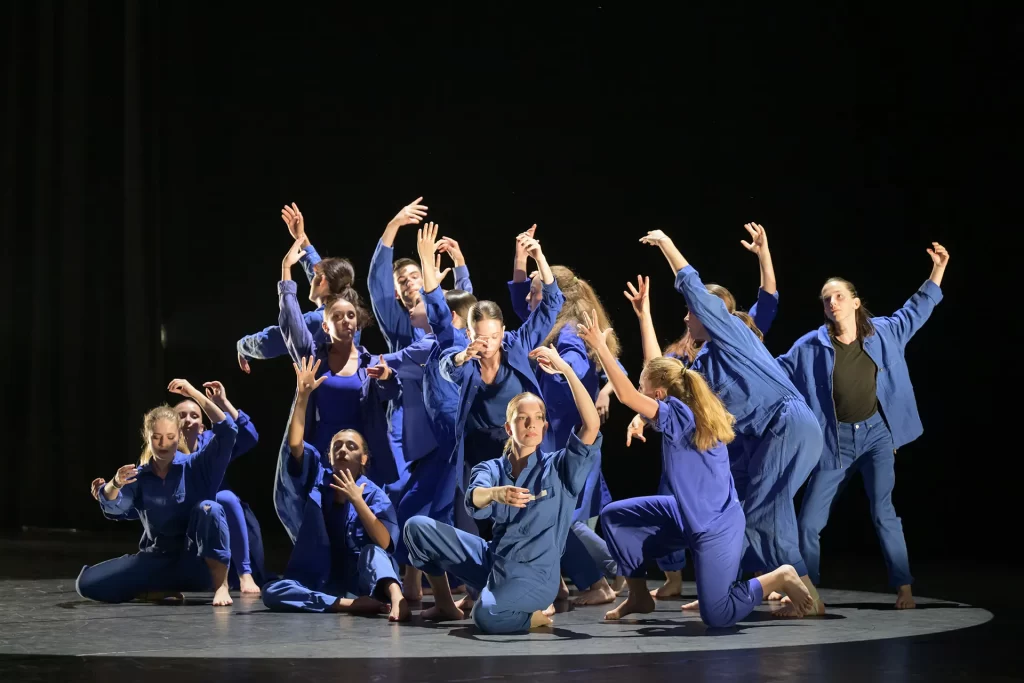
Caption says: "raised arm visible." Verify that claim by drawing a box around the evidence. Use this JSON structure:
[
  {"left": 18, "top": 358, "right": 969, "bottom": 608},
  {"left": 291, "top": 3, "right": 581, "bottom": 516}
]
[
  {"left": 577, "top": 311, "right": 660, "bottom": 421},
  {"left": 624, "top": 275, "right": 662, "bottom": 361},
  {"left": 98, "top": 464, "right": 139, "bottom": 514},
  {"left": 641, "top": 229, "right": 690, "bottom": 275},
  {"left": 168, "top": 380, "right": 237, "bottom": 486},
  {"left": 509, "top": 233, "right": 564, "bottom": 350},
  {"left": 877, "top": 244, "right": 948, "bottom": 346},
  {"left": 201, "top": 381, "right": 259, "bottom": 459},
  {"left": 279, "top": 237, "right": 316, "bottom": 363},
  {"left": 289, "top": 357, "right": 326, "bottom": 466},
  {"left": 417, "top": 222, "right": 443, "bottom": 296},
  {"left": 512, "top": 224, "right": 536, "bottom": 283},
  {"left": 740, "top": 222, "right": 776, "bottom": 295},
  {"left": 438, "top": 235, "right": 473, "bottom": 293},
  {"left": 528, "top": 345, "right": 600, "bottom": 444}
]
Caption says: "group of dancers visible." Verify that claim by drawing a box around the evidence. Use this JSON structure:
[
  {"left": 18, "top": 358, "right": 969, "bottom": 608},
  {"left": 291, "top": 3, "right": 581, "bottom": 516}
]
[{"left": 78, "top": 196, "right": 950, "bottom": 632}]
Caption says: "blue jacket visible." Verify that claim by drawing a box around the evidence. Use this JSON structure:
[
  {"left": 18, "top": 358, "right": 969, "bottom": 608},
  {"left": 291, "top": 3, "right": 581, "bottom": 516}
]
[
  {"left": 668, "top": 287, "right": 779, "bottom": 365},
  {"left": 776, "top": 279, "right": 943, "bottom": 469},
  {"left": 675, "top": 266, "right": 805, "bottom": 438},
  {"left": 278, "top": 442, "right": 398, "bottom": 591},
  {"left": 440, "top": 280, "right": 565, "bottom": 483},
  {"left": 422, "top": 286, "right": 471, "bottom": 451},
  {"left": 277, "top": 280, "right": 400, "bottom": 493},
  {"left": 237, "top": 245, "right": 360, "bottom": 360}
]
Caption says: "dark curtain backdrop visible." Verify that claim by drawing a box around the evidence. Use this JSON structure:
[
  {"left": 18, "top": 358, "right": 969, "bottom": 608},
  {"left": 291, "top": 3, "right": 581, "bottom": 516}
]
[{"left": 2, "top": 3, "right": 1015, "bottom": 564}]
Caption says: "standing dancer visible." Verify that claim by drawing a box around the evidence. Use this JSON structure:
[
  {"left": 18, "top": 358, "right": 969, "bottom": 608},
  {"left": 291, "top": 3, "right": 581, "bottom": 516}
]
[
  {"left": 778, "top": 243, "right": 949, "bottom": 609},
  {"left": 575, "top": 309, "right": 812, "bottom": 625},
  {"left": 77, "top": 380, "right": 238, "bottom": 606},
  {"left": 237, "top": 203, "right": 361, "bottom": 372},
  {"left": 262, "top": 357, "right": 408, "bottom": 621},
  {"left": 403, "top": 345, "right": 602, "bottom": 632},
  {"left": 641, "top": 230, "right": 824, "bottom": 617}
]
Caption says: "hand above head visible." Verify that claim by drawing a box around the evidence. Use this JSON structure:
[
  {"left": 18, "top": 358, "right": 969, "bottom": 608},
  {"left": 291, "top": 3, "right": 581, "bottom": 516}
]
[
  {"left": 626, "top": 413, "right": 647, "bottom": 447},
  {"left": 437, "top": 236, "right": 466, "bottom": 267},
  {"left": 639, "top": 230, "right": 671, "bottom": 246},
  {"left": 366, "top": 356, "right": 392, "bottom": 381},
  {"left": 740, "top": 222, "right": 769, "bottom": 255},
  {"left": 515, "top": 224, "right": 537, "bottom": 263},
  {"left": 528, "top": 344, "right": 572, "bottom": 376},
  {"left": 516, "top": 230, "right": 543, "bottom": 261},
  {"left": 623, "top": 275, "right": 651, "bottom": 318},
  {"left": 927, "top": 242, "right": 949, "bottom": 268},
  {"left": 281, "top": 202, "right": 308, "bottom": 246},
  {"left": 388, "top": 196, "right": 429, "bottom": 230},
  {"left": 490, "top": 485, "right": 532, "bottom": 509},
  {"left": 202, "top": 381, "right": 229, "bottom": 408},
  {"left": 330, "top": 468, "right": 366, "bottom": 503},
  {"left": 167, "top": 378, "right": 197, "bottom": 398},
  {"left": 576, "top": 309, "right": 613, "bottom": 351},
  {"left": 292, "top": 356, "right": 326, "bottom": 397},
  {"left": 416, "top": 222, "right": 441, "bottom": 267},
  {"left": 282, "top": 235, "right": 307, "bottom": 270}
]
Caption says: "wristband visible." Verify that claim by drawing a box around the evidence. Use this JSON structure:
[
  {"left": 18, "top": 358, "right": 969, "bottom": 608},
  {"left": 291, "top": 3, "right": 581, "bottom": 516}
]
[{"left": 112, "top": 478, "right": 123, "bottom": 489}]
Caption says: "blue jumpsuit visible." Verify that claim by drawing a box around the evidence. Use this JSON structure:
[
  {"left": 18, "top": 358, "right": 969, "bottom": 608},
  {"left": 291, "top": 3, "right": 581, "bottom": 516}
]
[
  {"left": 601, "top": 398, "right": 762, "bottom": 628},
  {"left": 404, "top": 429, "right": 603, "bottom": 633},
  {"left": 236, "top": 244, "right": 361, "bottom": 360},
  {"left": 367, "top": 239, "right": 473, "bottom": 502},
  {"left": 277, "top": 278, "right": 400, "bottom": 484},
  {"left": 658, "top": 287, "right": 780, "bottom": 573},
  {"left": 778, "top": 279, "right": 943, "bottom": 588},
  {"left": 674, "top": 266, "right": 822, "bottom": 576},
  {"left": 76, "top": 417, "right": 239, "bottom": 603},
  {"left": 263, "top": 443, "right": 401, "bottom": 611}
]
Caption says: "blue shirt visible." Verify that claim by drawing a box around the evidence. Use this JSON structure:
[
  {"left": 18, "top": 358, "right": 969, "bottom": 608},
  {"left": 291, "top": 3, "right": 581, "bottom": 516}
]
[
  {"left": 99, "top": 417, "right": 239, "bottom": 553},
  {"left": 314, "top": 371, "right": 364, "bottom": 458},
  {"left": 777, "top": 279, "right": 943, "bottom": 469},
  {"left": 675, "top": 266, "right": 803, "bottom": 438},
  {"left": 466, "top": 430, "right": 603, "bottom": 576},
  {"left": 645, "top": 397, "right": 738, "bottom": 534},
  {"left": 466, "top": 362, "right": 524, "bottom": 432}
]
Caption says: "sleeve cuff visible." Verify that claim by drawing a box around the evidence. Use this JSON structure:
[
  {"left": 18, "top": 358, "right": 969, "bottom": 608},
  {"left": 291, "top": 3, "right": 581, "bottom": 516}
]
[
  {"left": 454, "top": 265, "right": 469, "bottom": 282},
  {"left": 278, "top": 280, "right": 298, "bottom": 295}
]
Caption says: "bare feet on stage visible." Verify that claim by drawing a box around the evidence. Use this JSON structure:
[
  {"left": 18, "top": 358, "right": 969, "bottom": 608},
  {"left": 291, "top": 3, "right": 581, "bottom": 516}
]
[
  {"left": 681, "top": 600, "right": 699, "bottom": 611},
  {"left": 896, "top": 584, "right": 916, "bottom": 610},
  {"left": 332, "top": 595, "right": 388, "bottom": 615},
  {"left": 766, "top": 591, "right": 784, "bottom": 601},
  {"left": 606, "top": 578, "right": 657, "bottom": 620},
  {"left": 754, "top": 566, "right": 821, "bottom": 618},
  {"left": 238, "top": 573, "right": 261, "bottom": 596},
  {"left": 455, "top": 594, "right": 475, "bottom": 613},
  {"left": 212, "top": 584, "right": 233, "bottom": 607},
  {"left": 649, "top": 570, "right": 683, "bottom": 599},
  {"left": 573, "top": 578, "right": 617, "bottom": 606},
  {"left": 403, "top": 566, "right": 424, "bottom": 602},
  {"left": 419, "top": 602, "right": 465, "bottom": 621},
  {"left": 530, "top": 604, "right": 556, "bottom": 628},
  {"left": 610, "top": 576, "right": 626, "bottom": 594},
  {"left": 387, "top": 582, "right": 411, "bottom": 622}
]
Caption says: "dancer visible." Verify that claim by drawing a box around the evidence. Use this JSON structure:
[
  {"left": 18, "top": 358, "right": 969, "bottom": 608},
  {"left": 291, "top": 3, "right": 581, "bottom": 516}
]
[
  {"left": 262, "top": 357, "right": 408, "bottom": 621},
  {"left": 77, "top": 380, "right": 238, "bottom": 606},
  {"left": 509, "top": 257, "right": 620, "bottom": 605},
  {"left": 403, "top": 344, "right": 603, "bottom": 633},
  {"left": 237, "top": 202, "right": 361, "bottom": 372},
  {"left": 368, "top": 198, "right": 473, "bottom": 492},
  {"left": 641, "top": 229, "right": 825, "bottom": 617},
  {"left": 778, "top": 243, "right": 949, "bottom": 609},
  {"left": 275, "top": 236, "right": 400, "bottom": 541},
  {"left": 575, "top": 309, "right": 812, "bottom": 625}
]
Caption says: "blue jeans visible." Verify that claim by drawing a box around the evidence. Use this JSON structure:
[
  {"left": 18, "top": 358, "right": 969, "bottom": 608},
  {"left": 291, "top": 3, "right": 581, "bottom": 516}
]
[{"left": 798, "top": 411, "right": 913, "bottom": 588}]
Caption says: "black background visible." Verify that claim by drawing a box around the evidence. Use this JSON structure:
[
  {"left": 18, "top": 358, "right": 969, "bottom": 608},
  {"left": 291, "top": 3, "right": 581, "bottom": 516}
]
[{"left": 3, "top": 3, "right": 1014, "bottom": 579}]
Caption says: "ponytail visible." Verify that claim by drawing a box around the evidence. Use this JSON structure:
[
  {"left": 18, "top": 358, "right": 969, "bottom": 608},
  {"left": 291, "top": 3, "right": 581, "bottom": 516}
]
[
  {"left": 643, "top": 357, "right": 736, "bottom": 451},
  {"left": 502, "top": 392, "right": 547, "bottom": 455}
]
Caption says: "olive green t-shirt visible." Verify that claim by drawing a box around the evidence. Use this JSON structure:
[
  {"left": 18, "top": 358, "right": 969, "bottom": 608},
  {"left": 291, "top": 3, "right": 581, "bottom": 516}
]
[{"left": 831, "top": 337, "right": 879, "bottom": 423}]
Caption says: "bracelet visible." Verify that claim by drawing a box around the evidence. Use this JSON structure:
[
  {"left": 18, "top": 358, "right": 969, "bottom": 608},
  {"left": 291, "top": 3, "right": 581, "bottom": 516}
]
[{"left": 111, "top": 479, "right": 123, "bottom": 489}]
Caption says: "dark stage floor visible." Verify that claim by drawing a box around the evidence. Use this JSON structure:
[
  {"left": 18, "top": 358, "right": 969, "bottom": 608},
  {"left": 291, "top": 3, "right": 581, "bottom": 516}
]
[{"left": 0, "top": 531, "right": 1020, "bottom": 682}]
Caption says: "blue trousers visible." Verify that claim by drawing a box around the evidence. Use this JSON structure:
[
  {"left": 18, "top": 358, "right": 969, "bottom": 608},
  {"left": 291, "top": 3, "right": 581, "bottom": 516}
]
[
  {"left": 732, "top": 399, "right": 822, "bottom": 577},
  {"left": 215, "top": 490, "right": 251, "bottom": 577},
  {"left": 654, "top": 473, "right": 688, "bottom": 572},
  {"left": 799, "top": 411, "right": 913, "bottom": 588},
  {"left": 404, "top": 516, "right": 557, "bottom": 634},
  {"left": 76, "top": 500, "right": 231, "bottom": 603},
  {"left": 262, "top": 545, "right": 400, "bottom": 612},
  {"left": 561, "top": 522, "right": 617, "bottom": 588},
  {"left": 394, "top": 447, "right": 458, "bottom": 565},
  {"left": 601, "top": 496, "right": 762, "bottom": 628}
]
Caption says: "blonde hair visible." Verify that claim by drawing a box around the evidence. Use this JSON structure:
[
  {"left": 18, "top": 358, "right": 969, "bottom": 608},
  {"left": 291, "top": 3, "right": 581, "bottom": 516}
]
[
  {"left": 138, "top": 405, "right": 185, "bottom": 466},
  {"left": 502, "top": 392, "right": 547, "bottom": 456},
  {"left": 642, "top": 357, "right": 735, "bottom": 451},
  {"left": 541, "top": 265, "right": 620, "bottom": 364},
  {"left": 664, "top": 285, "right": 763, "bottom": 361}
]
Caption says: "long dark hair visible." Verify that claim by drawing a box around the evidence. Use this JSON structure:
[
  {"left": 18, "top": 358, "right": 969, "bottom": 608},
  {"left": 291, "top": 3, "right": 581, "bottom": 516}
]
[
  {"left": 314, "top": 257, "right": 356, "bottom": 294},
  {"left": 821, "top": 277, "right": 875, "bottom": 339}
]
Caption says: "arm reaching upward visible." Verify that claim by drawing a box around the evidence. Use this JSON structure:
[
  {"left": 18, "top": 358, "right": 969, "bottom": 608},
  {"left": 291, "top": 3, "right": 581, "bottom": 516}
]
[
  {"left": 740, "top": 222, "right": 776, "bottom": 295},
  {"left": 624, "top": 275, "right": 662, "bottom": 361},
  {"left": 577, "top": 310, "right": 659, "bottom": 421}
]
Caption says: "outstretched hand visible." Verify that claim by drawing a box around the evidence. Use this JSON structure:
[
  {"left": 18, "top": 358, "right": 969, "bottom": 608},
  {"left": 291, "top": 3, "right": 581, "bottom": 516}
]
[
  {"left": 927, "top": 242, "right": 949, "bottom": 267},
  {"left": 626, "top": 413, "right": 647, "bottom": 447},
  {"left": 576, "top": 309, "right": 613, "bottom": 351},
  {"left": 293, "top": 356, "right": 327, "bottom": 397},
  {"left": 167, "top": 379, "right": 197, "bottom": 398},
  {"left": 437, "top": 236, "right": 465, "bottom": 267},
  {"left": 330, "top": 468, "right": 366, "bottom": 502},
  {"left": 203, "top": 381, "right": 228, "bottom": 407},
  {"left": 282, "top": 235, "right": 307, "bottom": 269},
  {"left": 113, "top": 464, "right": 139, "bottom": 487},
  {"left": 366, "top": 356, "right": 392, "bottom": 381},
  {"left": 490, "top": 485, "right": 532, "bottom": 509},
  {"left": 528, "top": 344, "right": 572, "bottom": 376},
  {"left": 740, "top": 222, "right": 768, "bottom": 255},
  {"left": 623, "top": 275, "right": 651, "bottom": 318},
  {"left": 281, "top": 203, "right": 307, "bottom": 244},
  {"left": 389, "top": 197, "right": 429, "bottom": 229},
  {"left": 639, "top": 230, "right": 671, "bottom": 246}
]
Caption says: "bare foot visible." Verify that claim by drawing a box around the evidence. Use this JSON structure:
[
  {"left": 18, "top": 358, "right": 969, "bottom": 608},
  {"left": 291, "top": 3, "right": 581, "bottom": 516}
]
[
  {"left": 681, "top": 600, "right": 700, "bottom": 611},
  {"left": 389, "top": 598, "right": 411, "bottom": 622},
  {"left": 573, "top": 580, "right": 616, "bottom": 606},
  {"left": 238, "top": 573, "right": 261, "bottom": 596},
  {"left": 766, "top": 591, "right": 784, "bottom": 601},
  {"left": 771, "top": 601, "right": 805, "bottom": 618},
  {"left": 455, "top": 594, "right": 475, "bottom": 612},
  {"left": 896, "top": 585, "right": 916, "bottom": 609},
  {"left": 557, "top": 577, "right": 570, "bottom": 600},
  {"left": 403, "top": 585, "right": 423, "bottom": 602},
  {"left": 605, "top": 591, "right": 657, "bottom": 620},
  {"left": 543, "top": 603, "right": 556, "bottom": 617},
  {"left": 775, "top": 565, "right": 815, "bottom": 615},
  {"left": 530, "top": 609, "right": 554, "bottom": 628},
  {"left": 334, "top": 595, "right": 388, "bottom": 614},
  {"left": 610, "top": 576, "right": 626, "bottom": 594},
  {"left": 649, "top": 571, "right": 683, "bottom": 599},
  {"left": 420, "top": 602, "right": 465, "bottom": 621},
  {"left": 212, "top": 585, "right": 233, "bottom": 607}
]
